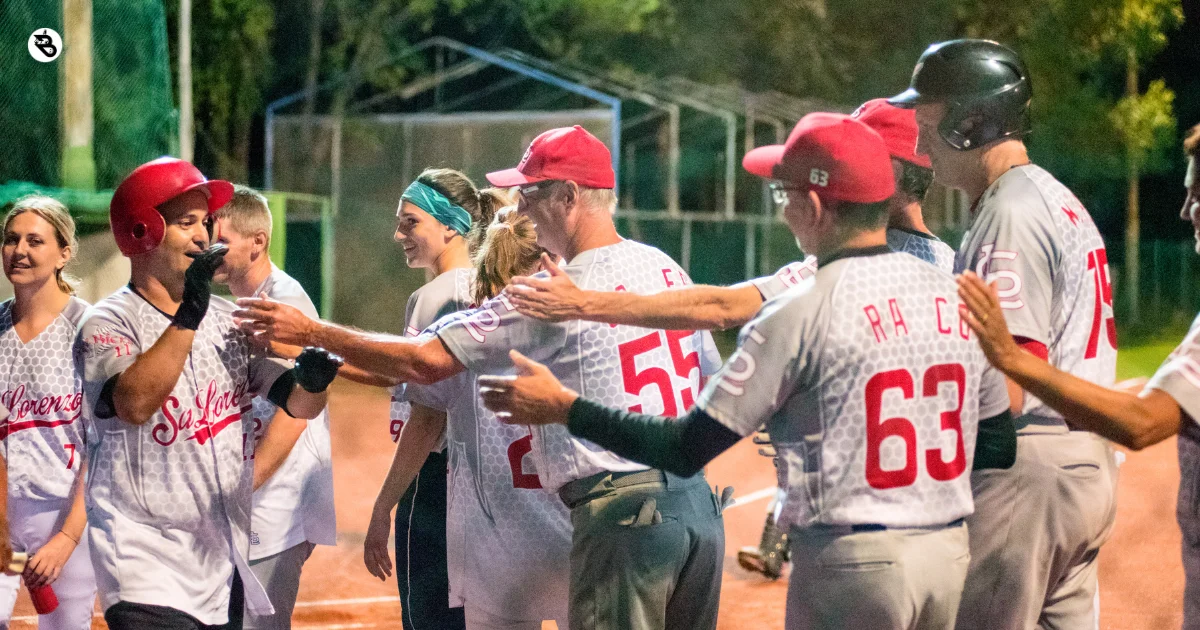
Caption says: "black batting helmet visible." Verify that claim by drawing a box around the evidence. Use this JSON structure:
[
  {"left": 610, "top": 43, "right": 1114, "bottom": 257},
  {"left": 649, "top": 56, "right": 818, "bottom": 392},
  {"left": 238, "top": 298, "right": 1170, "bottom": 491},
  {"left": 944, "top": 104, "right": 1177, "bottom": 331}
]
[{"left": 889, "top": 39, "right": 1031, "bottom": 151}]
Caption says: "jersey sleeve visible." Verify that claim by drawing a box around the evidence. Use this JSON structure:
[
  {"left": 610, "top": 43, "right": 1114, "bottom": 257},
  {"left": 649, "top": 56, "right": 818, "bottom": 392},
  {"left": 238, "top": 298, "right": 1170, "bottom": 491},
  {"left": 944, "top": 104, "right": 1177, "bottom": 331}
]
[
  {"left": 75, "top": 309, "right": 141, "bottom": 419},
  {"left": 248, "top": 350, "right": 291, "bottom": 399},
  {"left": 963, "top": 198, "right": 1059, "bottom": 345},
  {"left": 436, "top": 290, "right": 567, "bottom": 374},
  {"left": 695, "top": 290, "right": 817, "bottom": 437},
  {"left": 977, "top": 361, "right": 1012, "bottom": 419},
  {"left": 698, "top": 331, "right": 722, "bottom": 377},
  {"left": 404, "top": 374, "right": 458, "bottom": 412},
  {"left": 744, "top": 256, "right": 819, "bottom": 301},
  {"left": 1146, "top": 319, "right": 1200, "bottom": 423}
]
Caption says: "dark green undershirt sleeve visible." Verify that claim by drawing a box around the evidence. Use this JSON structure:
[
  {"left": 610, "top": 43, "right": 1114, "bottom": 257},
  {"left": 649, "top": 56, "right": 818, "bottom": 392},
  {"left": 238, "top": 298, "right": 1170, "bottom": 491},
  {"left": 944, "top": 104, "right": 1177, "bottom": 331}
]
[
  {"left": 973, "top": 409, "right": 1016, "bottom": 470},
  {"left": 565, "top": 398, "right": 742, "bottom": 477}
]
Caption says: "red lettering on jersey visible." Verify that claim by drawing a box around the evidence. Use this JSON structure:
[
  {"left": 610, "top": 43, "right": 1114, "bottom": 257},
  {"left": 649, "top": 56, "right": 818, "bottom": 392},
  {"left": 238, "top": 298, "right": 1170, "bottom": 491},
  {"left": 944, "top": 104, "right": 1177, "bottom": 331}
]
[
  {"left": 661, "top": 269, "right": 676, "bottom": 288},
  {"left": 89, "top": 330, "right": 133, "bottom": 358},
  {"left": 959, "top": 309, "right": 971, "bottom": 340},
  {"left": 609, "top": 285, "right": 628, "bottom": 328},
  {"left": 888, "top": 299, "right": 909, "bottom": 338},
  {"left": 935, "top": 297, "right": 952, "bottom": 335},
  {"left": 154, "top": 379, "right": 250, "bottom": 446},
  {"left": 0, "top": 384, "right": 83, "bottom": 439},
  {"left": 863, "top": 305, "right": 887, "bottom": 343}
]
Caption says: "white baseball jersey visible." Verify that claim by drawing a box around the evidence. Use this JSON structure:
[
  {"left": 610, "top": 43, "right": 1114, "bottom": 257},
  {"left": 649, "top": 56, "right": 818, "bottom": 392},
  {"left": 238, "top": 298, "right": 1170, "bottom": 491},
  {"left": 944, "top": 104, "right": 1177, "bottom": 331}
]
[
  {"left": 751, "top": 228, "right": 954, "bottom": 302},
  {"left": 698, "top": 249, "right": 1010, "bottom": 530},
  {"left": 437, "top": 239, "right": 722, "bottom": 492},
  {"left": 0, "top": 297, "right": 89, "bottom": 501},
  {"left": 247, "top": 266, "right": 336, "bottom": 560},
  {"left": 887, "top": 227, "right": 956, "bottom": 273},
  {"left": 1148, "top": 313, "right": 1200, "bottom": 424},
  {"left": 408, "top": 311, "right": 571, "bottom": 622},
  {"left": 389, "top": 268, "right": 476, "bottom": 447},
  {"left": 956, "top": 165, "right": 1117, "bottom": 427},
  {"left": 76, "top": 288, "right": 289, "bottom": 623}
]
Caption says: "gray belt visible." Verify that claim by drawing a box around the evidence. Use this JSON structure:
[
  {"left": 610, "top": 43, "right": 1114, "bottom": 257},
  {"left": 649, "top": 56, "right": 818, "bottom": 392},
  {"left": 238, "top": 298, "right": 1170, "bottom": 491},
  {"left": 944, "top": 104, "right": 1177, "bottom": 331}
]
[{"left": 558, "top": 469, "right": 670, "bottom": 508}]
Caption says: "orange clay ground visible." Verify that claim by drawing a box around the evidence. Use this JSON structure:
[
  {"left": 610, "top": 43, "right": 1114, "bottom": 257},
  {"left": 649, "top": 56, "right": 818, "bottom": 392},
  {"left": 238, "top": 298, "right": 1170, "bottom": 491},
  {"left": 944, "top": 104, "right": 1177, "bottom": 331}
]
[{"left": 7, "top": 380, "right": 1184, "bottom": 629}]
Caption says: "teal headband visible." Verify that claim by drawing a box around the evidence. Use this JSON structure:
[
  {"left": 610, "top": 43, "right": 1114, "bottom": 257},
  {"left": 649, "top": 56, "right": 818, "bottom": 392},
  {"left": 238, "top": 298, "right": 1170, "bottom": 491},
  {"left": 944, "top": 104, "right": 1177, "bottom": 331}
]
[{"left": 401, "top": 181, "right": 473, "bottom": 235}]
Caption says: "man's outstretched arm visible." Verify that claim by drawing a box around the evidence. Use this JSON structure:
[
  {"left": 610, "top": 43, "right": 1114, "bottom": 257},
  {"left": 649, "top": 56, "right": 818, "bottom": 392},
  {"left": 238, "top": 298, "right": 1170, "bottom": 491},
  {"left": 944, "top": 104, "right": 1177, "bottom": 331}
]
[
  {"left": 960, "top": 272, "right": 1186, "bottom": 450},
  {"left": 478, "top": 350, "right": 742, "bottom": 477},
  {"left": 235, "top": 298, "right": 463, "bottom": 385},
  {"left": 507, "top": 254, "right": 763, "bottom": 331}
]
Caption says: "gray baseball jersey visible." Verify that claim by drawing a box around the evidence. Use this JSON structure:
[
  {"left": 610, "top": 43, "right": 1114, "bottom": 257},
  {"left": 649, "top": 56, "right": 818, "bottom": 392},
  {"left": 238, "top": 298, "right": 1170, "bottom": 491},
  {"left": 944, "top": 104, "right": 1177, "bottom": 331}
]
[
  {"left": 0, "top": 297, "right": 89, "bottom": 501},
  {"left": 389, "top": 268, "right": 476, "bottom": 446},
  {"left": 248, "top": 266, "right": 336, "bottom": 560},
  {"left": 408, "top": 310, "right": 571, "bottom": 623},
  {"left": 698, "top": 250, "right": 1010, "bottom": 530},
  {"left": 956, "top": 165, "right": 1117, "bottom": 427},
  {"left": 751, "top": 228, "right": 955, "bottom": 302},
  {"left": 887, "top": 227, "right": 956, "bottom": 274},
  {"left": 437, "top": 239, "right": 722, "bottom": 492},
  {"left": 76, "top": 288, "right": 288, "bottom": 623}
]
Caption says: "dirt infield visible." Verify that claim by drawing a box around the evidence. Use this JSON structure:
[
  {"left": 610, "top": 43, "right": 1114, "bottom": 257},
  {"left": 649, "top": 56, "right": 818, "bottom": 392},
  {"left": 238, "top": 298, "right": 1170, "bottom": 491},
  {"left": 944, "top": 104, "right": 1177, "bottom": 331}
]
[{"left": 7, "top": 380, "right": 1186, "bottom": 628}]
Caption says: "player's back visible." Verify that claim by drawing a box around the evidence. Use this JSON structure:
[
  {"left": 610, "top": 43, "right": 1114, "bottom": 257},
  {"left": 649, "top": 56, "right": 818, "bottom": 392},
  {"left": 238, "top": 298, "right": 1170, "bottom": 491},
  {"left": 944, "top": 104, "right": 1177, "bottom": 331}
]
[
  {"left": 957, "top": 165, "right": 1116, "bottom": 425},
  {"left": 407, "top": 307, "right": 572, "bottom": 622},
  {"left": 541, "top": 239, "right": 720, "bottom": 490},
  {"left": 760, "top": 251, "right": 1005, "bottom": 529}
]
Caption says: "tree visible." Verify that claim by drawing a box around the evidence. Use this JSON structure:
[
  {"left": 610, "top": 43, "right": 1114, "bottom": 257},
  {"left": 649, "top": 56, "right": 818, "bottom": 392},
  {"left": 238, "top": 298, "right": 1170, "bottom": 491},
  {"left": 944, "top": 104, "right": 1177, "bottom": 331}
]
[{"left": 1100, "top": 0, "right": 1183, "bottom": 318}]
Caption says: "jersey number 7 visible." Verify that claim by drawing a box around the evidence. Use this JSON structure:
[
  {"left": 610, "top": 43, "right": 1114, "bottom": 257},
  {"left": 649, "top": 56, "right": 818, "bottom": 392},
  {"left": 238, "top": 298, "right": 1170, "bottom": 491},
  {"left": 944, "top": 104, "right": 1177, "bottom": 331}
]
[{"left": 865, "top": 363, "right": 967, "bottom": 490}]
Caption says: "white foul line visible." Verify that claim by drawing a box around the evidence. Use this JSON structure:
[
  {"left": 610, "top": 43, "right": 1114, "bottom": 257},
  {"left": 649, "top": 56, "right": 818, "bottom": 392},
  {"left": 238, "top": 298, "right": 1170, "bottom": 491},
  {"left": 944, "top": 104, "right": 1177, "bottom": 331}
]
[
  {"left": 10, "top": 491, "right": 779, "bottom": 627},
  {"left": 727, "top": 486, "right": 777, "bottom": 509}
]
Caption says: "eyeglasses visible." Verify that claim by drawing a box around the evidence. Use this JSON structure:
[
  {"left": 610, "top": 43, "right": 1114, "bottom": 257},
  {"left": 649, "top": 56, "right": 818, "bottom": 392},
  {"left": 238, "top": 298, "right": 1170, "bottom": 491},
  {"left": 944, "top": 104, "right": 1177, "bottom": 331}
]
[
  {"left": 518, "top": 181, "right": 563, "bottom": 200},
  {"left": 768, "top": 182, "right": 804, "bottom": 208}
]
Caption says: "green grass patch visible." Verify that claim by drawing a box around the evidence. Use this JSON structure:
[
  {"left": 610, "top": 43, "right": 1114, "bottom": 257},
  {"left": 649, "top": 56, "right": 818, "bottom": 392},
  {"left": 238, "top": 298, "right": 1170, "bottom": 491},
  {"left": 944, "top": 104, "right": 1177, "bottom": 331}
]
[{"left": 1117, "top": 340, "right": 1177, "bottom": 380}]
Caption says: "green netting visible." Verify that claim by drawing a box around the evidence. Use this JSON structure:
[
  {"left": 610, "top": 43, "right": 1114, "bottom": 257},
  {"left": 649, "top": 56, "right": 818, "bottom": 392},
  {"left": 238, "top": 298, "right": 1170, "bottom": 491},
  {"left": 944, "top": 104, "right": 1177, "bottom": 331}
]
[
  {"left": 0, "top": 181, "right": 111, "bottom": 227},
  {"left": 0, "top": 0, "right": 177, "bottom": 190}
]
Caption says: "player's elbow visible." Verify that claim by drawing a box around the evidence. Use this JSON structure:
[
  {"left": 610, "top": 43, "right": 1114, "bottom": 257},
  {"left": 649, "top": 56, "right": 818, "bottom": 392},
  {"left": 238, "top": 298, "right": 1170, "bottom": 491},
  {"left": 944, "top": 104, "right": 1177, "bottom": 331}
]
[
  {"left": 114, "top": 399, "right": 155, "bottom": 426},
  {"left": 404, "top": 343, "right": 459, "bottom": 385}
]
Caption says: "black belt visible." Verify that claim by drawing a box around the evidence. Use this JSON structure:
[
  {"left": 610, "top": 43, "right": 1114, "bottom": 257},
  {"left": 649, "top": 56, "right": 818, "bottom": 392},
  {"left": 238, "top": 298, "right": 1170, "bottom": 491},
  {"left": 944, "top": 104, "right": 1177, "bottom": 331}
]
[{"left": 809, "top": 517, "right": 965, "bottom": 535}]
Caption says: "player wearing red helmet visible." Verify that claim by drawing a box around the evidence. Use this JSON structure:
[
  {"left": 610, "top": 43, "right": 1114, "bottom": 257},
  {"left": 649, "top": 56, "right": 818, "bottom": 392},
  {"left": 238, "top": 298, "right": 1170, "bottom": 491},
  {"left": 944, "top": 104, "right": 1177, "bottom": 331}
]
[{"left": 78, "top": 158, "right": 343, "bottom": 630}]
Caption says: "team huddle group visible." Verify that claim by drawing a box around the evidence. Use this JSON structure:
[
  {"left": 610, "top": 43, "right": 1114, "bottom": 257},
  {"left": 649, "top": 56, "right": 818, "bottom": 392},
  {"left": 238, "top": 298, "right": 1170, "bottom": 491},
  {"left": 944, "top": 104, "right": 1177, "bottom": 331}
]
[{"left": 1, "top": 36, "right": 1200, "bottom": 630}]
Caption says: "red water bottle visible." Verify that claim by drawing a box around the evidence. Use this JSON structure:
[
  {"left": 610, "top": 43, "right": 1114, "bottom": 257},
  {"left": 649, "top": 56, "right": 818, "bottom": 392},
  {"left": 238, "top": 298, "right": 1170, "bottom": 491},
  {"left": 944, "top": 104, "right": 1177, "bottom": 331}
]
[{"left": 27, "top": 582, "right": 58, "bottom": 615}]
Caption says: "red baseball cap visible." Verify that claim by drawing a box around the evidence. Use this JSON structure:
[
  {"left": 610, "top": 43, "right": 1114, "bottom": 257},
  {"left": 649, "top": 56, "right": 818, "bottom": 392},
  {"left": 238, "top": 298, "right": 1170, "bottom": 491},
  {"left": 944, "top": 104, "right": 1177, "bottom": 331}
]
[
  {"left": 487, "top": 125, "right": 615, "bottom": 189},
  {"left": 743, "top": 113, "right": 895, "bottom": 204},
  {"left": 851, "top": 98, "right": 932, "bottom": 169}
]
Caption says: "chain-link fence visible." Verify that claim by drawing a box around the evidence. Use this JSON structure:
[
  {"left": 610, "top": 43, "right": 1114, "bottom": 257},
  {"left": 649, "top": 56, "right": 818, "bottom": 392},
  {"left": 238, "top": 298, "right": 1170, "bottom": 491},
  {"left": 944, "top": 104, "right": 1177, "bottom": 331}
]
[
  {"left": 267, "top": 110, "right": 612, "bottom": 333},
  {"left": 0, "top": 0, "right": 176, "bottom": 192}
]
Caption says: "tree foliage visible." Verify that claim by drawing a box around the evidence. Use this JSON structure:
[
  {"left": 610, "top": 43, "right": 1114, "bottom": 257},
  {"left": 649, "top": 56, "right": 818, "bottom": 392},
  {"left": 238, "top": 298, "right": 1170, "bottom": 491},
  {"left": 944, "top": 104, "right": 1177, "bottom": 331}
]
[{"left": 173, "top": 0, "right": 1184, "bottom": 225}]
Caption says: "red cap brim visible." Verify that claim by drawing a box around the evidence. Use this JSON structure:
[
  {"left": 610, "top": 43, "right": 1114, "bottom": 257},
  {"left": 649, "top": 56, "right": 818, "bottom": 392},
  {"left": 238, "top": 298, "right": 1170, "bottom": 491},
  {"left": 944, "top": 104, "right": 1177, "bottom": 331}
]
[
  {"left": 485, "top": 168, "right": 548, "bottom": 188},
  {"left": 742, "top": 145, "right": 787, "bottom": 179},
  {"left": 180, "top": 179, "right": 234, "bottom": 216}
]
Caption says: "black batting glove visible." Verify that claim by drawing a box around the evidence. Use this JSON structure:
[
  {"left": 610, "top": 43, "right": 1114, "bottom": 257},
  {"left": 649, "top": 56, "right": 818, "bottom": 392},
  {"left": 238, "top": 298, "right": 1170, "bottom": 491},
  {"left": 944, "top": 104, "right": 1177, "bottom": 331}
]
[
  {"left": 294, "top": 347, "right": 344, "bottom": 393},
  {"left": 173, "top": 244, "right": 228, "bottom": 330}
]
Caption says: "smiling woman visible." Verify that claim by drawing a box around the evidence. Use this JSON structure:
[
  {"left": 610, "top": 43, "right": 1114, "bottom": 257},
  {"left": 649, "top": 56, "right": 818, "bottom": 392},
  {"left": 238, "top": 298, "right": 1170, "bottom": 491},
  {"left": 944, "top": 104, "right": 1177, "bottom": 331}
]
[{"left": 0, "top": 194, "right": 97, "bottom": 629}]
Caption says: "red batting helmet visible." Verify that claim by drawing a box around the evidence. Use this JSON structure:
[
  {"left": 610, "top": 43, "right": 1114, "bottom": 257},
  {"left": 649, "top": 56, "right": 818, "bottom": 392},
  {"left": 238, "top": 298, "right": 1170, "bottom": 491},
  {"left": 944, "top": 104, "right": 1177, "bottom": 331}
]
[{"left": 109, "top": 157, "right": 234, "bottom": 256}]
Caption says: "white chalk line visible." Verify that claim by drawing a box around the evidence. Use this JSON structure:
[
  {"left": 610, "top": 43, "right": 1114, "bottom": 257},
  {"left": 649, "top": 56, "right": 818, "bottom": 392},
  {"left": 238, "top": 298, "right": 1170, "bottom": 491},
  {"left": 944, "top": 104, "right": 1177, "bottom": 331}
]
[
  {"left": 727, "top": 486, "right": 777, "bottom": 508},
  {"left": 11, "top": 488, "right": 779, "bottom": 627}
]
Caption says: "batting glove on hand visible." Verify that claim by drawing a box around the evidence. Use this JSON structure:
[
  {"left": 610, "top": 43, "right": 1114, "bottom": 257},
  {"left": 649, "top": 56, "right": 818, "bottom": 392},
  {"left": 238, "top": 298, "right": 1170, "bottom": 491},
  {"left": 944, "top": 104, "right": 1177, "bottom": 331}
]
[
  {"left": 294, "top": 347, "right": 344, "bottom": 393},
  {"left": 174, "top": 244, "right": 228, "bottom": 330}
]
